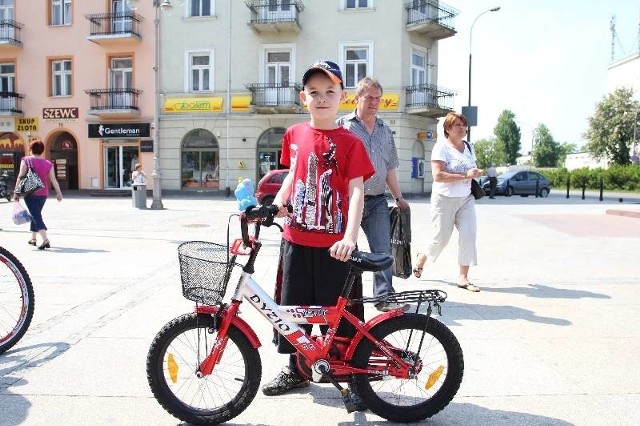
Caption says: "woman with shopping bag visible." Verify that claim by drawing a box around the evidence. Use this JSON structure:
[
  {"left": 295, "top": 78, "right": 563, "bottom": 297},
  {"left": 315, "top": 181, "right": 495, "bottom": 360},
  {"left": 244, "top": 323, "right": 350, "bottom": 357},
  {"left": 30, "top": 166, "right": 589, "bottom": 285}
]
[{"left": 13, "top": 140, "right": 63, "bottom": 250}]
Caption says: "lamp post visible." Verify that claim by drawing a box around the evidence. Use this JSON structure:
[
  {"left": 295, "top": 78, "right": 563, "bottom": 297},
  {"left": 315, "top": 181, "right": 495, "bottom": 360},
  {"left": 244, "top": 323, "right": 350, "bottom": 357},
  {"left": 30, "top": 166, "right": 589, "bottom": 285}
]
[
  {"left": 129, "top": 0, "right": 172, "bottom": 209},
  {"left": 467, "top": 6, "right": 500, "bottom": 143}
]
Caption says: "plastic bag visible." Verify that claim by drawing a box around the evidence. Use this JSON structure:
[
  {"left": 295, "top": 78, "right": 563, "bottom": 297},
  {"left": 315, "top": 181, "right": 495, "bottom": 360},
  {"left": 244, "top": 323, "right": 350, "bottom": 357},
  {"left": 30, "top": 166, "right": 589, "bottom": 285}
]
[
  {"left": 12, "top": 202, "right": 32, "bottom": 225},
  {"left": 390, "top": 206, "right": 412, "bottom": 279}
]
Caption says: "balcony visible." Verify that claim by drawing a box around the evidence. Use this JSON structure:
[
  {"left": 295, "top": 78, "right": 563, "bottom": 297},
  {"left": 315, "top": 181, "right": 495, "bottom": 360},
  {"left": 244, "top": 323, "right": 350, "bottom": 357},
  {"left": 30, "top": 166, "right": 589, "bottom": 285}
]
[
  {"left": 85, "top": 88, "right": 142, "bottom": 117},
  {"left": 405, "top": 84, "right": 455, "bottom": 118},
  {"left": 246, "top": 0, "right": 304, "bottom": 34},
  {"left": 0, "top": 92, "right": 24, "bottom": 115},
  {"left": 245, "top": 83, "right": 302, "bottom": 113},
  {"left": 405, "top": 0, "right": 457, "bottom": 40},
  {"left": 86, "top": 12, "right": 142, "bottom": 44},
  {"left": 0, "top": 19, "right": 23, "bottom": 48}
]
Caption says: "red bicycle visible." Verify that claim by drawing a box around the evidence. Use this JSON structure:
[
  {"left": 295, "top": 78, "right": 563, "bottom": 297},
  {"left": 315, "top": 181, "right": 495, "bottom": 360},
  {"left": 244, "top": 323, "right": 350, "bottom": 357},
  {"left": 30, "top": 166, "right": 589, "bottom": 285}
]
[{"left": 147, "top": 205, "right": 464, "bottom": 424}]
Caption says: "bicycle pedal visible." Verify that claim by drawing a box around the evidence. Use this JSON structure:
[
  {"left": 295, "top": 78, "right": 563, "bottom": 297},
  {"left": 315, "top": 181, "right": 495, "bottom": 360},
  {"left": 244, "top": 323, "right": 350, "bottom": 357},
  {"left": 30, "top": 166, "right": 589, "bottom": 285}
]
[{"left": 342, "top": 392, "right": 358, "bottom": 414}]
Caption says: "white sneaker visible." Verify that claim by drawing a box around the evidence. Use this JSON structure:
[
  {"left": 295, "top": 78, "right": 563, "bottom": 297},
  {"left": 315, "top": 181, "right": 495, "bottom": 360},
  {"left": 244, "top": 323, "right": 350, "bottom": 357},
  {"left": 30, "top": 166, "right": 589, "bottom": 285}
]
[{"left": 375, "top": 302, "right": 410, "bottom": 312}]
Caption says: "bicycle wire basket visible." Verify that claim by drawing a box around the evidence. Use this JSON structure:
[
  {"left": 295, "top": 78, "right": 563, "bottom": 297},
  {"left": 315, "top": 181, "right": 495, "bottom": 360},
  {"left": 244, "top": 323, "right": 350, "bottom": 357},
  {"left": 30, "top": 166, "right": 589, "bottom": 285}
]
[{"left": 178, "top": 241, "right": 237, "bottom": 305}]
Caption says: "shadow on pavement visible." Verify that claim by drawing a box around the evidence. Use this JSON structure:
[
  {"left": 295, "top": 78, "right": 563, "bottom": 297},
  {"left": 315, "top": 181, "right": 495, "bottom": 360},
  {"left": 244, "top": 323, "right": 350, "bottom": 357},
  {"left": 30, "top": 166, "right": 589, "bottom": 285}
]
[{"left": 478, "top": 283, "right": 611, "bottom": 300}]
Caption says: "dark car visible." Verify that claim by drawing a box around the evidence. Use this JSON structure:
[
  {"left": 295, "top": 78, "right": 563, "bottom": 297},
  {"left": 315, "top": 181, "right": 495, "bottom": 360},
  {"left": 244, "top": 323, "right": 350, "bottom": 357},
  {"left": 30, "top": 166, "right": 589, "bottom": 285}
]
[
  {"left": 482, "top": 171, "right": 550, "bottom": 197},
  {"left": 256, "top": 169, "right": 289, "bottom": 205}
]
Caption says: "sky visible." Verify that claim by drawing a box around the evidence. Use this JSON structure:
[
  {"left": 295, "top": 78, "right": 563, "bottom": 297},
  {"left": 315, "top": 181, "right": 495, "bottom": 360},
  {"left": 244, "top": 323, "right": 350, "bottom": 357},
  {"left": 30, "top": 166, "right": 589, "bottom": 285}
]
[{"left": 437, "top": 0, "right": 640, "bottom": 154}]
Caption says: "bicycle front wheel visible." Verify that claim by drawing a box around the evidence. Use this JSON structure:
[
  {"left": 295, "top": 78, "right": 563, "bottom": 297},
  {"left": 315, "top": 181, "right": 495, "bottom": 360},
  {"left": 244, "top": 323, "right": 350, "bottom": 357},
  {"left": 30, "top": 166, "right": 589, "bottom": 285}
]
[
  {"left": 0, "top": 246, "right": 34, "bottom": 355},
  {"left": 351, "top": 313, "right": 464, "bottom": 423},
  {"left": 146, "top": 313, "right": 262, "bottom": 425}
]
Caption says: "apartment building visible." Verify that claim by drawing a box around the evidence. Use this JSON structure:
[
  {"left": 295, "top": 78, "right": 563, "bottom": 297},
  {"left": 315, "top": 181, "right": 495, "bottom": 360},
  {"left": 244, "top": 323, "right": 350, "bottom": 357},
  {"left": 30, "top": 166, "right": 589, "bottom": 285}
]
[{"left": 0, "top": 0, "right": 456, "bottom": 194}]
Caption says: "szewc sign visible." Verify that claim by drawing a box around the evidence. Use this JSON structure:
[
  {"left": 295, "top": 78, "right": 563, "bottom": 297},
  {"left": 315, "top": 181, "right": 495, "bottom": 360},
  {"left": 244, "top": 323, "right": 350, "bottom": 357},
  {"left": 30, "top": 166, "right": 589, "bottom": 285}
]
[{"left": 88, "top": 123, "right": 150, "bottom": 139}]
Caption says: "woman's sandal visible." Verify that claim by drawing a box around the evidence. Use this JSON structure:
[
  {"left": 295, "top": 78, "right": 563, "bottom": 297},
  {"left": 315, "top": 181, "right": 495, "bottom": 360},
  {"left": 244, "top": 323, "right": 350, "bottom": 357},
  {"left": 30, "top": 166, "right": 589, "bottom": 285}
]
[
  {"left": 413, "top": 253, "right": 427, "bottom": 278},
  {"left": 38, "top": 240, "right": 51, "bottom": 251},
  {"left": 458, "top": 282, "right": 480, "bottom": 292},
  {"left": 28, "top": 239, "right": 36, "bottom": 246}
]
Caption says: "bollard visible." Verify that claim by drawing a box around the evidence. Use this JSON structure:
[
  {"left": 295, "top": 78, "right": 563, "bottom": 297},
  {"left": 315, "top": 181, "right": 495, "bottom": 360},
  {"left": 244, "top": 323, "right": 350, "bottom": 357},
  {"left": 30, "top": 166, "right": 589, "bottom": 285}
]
[
  {"left": 505, "top": 179, "right": 511, "bottom": 197},
  {"left": 581, "top": 182, "right": 586, "bottom": 200},
  {"left": 599, "top": 178, "right": 603, "bottom": 202},
  {"left": 566, "top": 175, "right": 570, "bottom": 198},
  {"left": 535, "top": 179, "right": 539, "bottom": 198}
]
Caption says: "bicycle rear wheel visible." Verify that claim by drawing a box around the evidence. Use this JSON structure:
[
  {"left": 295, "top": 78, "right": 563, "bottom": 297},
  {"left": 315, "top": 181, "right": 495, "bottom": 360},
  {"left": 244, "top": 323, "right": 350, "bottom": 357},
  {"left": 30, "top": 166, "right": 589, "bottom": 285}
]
[
  {"left": 146, "top": 313, "right": 262, "bottom": 424},
  {"left": 351, "top": 313, "right": 464, "bottom": 423},
  {"left": 0, "top": 246, "right": 35, "bottom": 355}
]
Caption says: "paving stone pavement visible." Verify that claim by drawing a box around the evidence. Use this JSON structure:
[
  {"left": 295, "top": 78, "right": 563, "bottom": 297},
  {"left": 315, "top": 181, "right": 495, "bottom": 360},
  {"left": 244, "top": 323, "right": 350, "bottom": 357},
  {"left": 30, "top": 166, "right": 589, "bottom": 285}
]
[{"left": 0, "top": 190, "right": 639, "bottom": 425}]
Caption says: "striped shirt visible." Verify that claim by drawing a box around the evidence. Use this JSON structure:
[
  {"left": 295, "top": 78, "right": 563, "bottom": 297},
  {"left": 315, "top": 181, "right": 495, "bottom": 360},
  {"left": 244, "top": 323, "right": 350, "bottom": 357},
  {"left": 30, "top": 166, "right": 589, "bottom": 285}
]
[{"left": 337, "top": 111, "right": 399, "bottom": 196}]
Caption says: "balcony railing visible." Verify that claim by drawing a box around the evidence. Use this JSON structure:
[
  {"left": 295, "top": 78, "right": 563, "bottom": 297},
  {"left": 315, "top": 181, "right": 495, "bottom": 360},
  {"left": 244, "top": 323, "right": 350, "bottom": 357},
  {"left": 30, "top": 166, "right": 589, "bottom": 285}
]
[
  {"left": 85, "top": 88, "right": 142, "bottom": 114},
  {"left": 86, "top": 12, "right": 142, "bottom": 42},
  {"left": 0, "top": 19, "right": 23, "bottom": 47},
  {"left": 0, "top": 92, "right": 24, "bottom": 115},
  {"left": 245, "top": 83, "right": 302, "bottom": 113},
  {"left": 405, "top": 83, "right": 455, "bottom": 118},
  {"left": 246, "top": 0, "right": 304, "bottom": 33},
  {"left": 405, "top": 0, "right": 457, "bottom": 40}
]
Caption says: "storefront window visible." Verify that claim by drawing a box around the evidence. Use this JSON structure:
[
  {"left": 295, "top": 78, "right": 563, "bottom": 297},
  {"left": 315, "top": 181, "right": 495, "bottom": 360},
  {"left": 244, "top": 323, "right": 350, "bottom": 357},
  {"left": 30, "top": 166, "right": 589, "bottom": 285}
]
[{"left": 181, "top": 129, "right": 219, "bottom": 189}]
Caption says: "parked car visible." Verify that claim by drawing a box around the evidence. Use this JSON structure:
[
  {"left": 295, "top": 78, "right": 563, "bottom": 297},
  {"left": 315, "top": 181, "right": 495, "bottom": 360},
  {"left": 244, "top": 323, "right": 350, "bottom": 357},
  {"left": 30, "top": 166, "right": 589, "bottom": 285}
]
[
  {"left": 481, "top": 171, "right": 550, "bottom": 197},
  {"left": 475, "top": 175, "right": 489, "bottom": 187},
  {"left": 256, "top": 168, "right": 289, "bottom": 205}
]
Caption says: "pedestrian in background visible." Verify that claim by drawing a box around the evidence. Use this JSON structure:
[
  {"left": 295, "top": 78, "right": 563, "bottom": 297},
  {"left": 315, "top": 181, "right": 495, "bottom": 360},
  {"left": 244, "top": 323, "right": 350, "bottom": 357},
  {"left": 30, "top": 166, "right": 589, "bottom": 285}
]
[
  {"left": 13, "top": 139, "right": 63, "bottom": 250},
  {"left": 132, "top": 163, "right": 146, "bottom": 184},
  {"left": 337, "top": 76, "right": 410, "bottom": 312},
  {"left": 414, "top": 112, "right": 482, "bottom": 292},
  {"left": 488, "top": 163, "right": 497, "bottom": 198}
]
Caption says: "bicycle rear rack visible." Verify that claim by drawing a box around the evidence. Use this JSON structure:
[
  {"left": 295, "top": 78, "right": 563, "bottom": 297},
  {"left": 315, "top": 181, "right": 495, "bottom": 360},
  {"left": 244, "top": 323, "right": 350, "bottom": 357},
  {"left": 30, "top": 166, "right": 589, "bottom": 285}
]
[{"left": 354, "top": 289, "right": 447, "bottom": 315}]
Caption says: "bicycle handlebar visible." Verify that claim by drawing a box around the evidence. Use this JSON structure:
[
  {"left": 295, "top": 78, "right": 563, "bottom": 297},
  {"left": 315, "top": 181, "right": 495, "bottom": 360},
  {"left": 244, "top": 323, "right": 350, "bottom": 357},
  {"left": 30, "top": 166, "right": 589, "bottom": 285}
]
[{"left": 240, "top": 204, "right": 291, "bottom": 247}]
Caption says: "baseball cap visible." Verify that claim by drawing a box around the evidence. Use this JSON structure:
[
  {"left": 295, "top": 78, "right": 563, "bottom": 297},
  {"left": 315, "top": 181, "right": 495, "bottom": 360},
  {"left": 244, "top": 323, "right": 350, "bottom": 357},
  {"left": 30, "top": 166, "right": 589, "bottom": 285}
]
[{"left": 302, "top": 60, "right": 343, "bottom": 89}]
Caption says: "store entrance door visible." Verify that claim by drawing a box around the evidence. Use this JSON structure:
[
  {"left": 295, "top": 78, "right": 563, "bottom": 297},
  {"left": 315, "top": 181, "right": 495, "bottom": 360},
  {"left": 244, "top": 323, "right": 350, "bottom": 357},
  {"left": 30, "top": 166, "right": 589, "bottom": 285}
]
[{"left": 104, "top": 145, "right": 138, "bottom": 189}]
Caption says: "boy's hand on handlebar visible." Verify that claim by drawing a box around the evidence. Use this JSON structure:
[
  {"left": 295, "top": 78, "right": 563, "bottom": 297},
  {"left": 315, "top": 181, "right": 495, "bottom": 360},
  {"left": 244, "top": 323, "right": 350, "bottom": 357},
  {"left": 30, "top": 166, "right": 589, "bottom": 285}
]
[
  {"left": 273, "top": 203, "right": 289, "bottom": 218},
  {"left": 329, "top": 239, "right": 356, "bottom": 262}
]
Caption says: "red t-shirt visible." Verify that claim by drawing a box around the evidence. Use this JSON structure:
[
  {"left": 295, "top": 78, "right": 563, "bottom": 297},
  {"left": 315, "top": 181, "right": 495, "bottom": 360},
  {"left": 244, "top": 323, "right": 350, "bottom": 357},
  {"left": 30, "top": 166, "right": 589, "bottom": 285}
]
[{"left": 281, "top": 122, "right": 374, "bottom": 248}]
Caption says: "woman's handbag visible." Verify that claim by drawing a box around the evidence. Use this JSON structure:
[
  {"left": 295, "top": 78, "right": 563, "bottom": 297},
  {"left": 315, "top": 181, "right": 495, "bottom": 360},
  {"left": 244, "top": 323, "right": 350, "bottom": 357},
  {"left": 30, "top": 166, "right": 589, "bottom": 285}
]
[
  {"left": 12, "top": 202, "right": 32, "bottom": 225},
  {"left": 390, "top": 206, "right": 412, "bottom": 279},
  {"left": 471, "top": 179, "right": 485, "bottom": 200},
  {"left": 14, "top": 158, "right": 45, "bottom": 196}
]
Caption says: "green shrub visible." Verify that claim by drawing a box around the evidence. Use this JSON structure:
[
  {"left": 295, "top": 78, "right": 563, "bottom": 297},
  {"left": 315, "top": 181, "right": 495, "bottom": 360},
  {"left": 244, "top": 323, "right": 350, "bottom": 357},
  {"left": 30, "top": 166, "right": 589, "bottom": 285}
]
[{"left": 539, "top": 164, "right": 640, "bottom": 192}]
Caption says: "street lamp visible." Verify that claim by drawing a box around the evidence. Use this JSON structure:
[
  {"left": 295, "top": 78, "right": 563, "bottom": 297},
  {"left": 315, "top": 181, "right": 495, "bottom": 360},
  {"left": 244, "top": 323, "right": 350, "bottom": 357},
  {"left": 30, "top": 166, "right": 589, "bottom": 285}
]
[
  {"left": 129, "top": 0, "right": 172, "bottom": 209},
  {"left": 467, "top": 6, "right": 500, "bottom": 143}
]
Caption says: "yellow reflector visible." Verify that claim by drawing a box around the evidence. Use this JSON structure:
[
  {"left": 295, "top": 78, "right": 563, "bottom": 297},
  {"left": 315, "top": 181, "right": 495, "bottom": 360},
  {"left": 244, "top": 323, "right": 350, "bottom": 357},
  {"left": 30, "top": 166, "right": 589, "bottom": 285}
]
[
  {"left": 425, "top": 365, "right": 444, "bottom": 390},
  {"left": 168, "top": 353, "right": 179, "bottom": 383}
]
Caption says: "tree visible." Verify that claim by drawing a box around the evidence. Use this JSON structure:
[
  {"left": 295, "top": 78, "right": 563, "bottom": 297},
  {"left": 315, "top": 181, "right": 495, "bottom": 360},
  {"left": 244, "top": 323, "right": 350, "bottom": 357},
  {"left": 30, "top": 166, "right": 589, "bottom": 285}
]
[
  {"left": 473, "top": 137, "right": 507, "bottom": 169},
  {"left": 493, "top": 110, "right": 521, "bottom": 165},
  {"left": 557, "top": 142, "right": 578, "bottom": 167},
  {"left": 532, "top": 124, "right": 560, "bottom": 167},
  {"left": 584, "top": 87, "right": 640, "bottom": 165}
]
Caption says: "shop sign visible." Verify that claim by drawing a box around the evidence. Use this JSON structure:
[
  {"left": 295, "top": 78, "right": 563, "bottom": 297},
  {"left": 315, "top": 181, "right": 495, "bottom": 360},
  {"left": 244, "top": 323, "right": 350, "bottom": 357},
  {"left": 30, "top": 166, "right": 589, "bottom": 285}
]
[
  {"left": 338, "top": 93, "right": 399, "bottom": 111},
  {"left": 16, "top": 117, "right": 39, "bottom": 132},
  {"left": 231, "top": 96, "right": 251, "bottom": 112},
  {"left": 0, "top": 117, "right": 14, "bottom": 132},
  {"left": 164, "top": 97, "right": 223, "bottom": 113},
  {"left": 140, "top": 140, "right": 154, "bottom": 152},
  {"left": 88, "top": 123, "right": 150, "bottom": 139},
  {"left": 43, "top": 107, "right": 79, "bottom": 120}
]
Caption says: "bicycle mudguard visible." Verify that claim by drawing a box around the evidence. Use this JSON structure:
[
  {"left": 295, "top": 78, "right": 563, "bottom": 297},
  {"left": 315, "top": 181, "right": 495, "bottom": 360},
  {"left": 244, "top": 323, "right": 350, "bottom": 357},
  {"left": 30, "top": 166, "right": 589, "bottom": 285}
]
[
  {"left": 194, "top": 305, "right": 262, "bottom": 349},
  {"left": 344, "top": 309, "right": 405, "bottom": 360}
]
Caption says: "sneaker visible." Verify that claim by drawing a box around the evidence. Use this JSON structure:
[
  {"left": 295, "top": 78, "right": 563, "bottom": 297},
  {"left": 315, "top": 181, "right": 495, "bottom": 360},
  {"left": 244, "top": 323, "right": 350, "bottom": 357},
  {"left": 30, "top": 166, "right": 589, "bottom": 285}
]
[
  {"left": 375, "top": 302, "right": 410, "bottom": 312},
  {"left": 347, "top": 382, "right": 367, "bottom": 412},
  {"left": 261, "top": 366, "right": 310, "bottom": 396}
]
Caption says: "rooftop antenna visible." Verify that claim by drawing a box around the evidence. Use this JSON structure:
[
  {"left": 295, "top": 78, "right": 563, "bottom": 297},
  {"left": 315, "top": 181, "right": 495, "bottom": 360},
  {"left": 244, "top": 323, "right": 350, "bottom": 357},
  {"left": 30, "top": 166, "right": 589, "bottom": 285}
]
[{"left": 610, "top": 15, "right": 616, "bottom": 61}]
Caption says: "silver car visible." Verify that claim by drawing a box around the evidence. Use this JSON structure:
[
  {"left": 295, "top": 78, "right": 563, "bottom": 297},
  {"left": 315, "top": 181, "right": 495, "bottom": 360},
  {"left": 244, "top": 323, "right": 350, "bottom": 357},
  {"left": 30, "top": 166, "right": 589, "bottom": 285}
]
[{"left": 482, "top": 171, "right": 550, "bottom": 197}]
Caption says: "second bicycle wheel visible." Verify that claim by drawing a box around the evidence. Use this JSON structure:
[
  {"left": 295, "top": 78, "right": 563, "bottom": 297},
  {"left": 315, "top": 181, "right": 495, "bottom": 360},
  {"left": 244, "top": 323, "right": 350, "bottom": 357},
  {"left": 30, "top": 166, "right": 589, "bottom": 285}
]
[
  {"left": 351, "top": 313, "right": 464, "bottom": 423},
  {"left": 0, "top": 246, "right": 35, "bottom": 355},
  {"left": 146, "top": 312, "right": 262, "bottom": 425}
]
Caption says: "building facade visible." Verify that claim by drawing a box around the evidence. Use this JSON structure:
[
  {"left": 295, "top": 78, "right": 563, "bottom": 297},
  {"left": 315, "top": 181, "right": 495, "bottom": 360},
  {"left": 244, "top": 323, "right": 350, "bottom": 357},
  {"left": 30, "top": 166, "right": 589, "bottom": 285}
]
[{"left": 0, "top": 0, "right": 457, "bottom": 194}]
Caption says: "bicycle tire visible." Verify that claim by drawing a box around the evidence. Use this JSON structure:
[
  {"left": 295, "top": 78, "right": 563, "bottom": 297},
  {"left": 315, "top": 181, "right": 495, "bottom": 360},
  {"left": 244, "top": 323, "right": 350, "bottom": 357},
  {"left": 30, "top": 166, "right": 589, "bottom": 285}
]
[
  {"left": 0, "top": 246, "right": 35, "bottom": 355},
  {"left": 146, "top": 313, "right": 262, "bottom": 425},
  {"left": 351, "top": 313, "right": 464, "bottom": 423}
]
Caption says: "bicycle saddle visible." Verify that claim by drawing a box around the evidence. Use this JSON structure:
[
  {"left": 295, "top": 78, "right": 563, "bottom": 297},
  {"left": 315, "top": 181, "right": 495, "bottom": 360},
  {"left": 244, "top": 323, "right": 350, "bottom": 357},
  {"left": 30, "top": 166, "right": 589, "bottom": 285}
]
[{"left": 348, "top": 250, "right": 394, "bottom": 272}]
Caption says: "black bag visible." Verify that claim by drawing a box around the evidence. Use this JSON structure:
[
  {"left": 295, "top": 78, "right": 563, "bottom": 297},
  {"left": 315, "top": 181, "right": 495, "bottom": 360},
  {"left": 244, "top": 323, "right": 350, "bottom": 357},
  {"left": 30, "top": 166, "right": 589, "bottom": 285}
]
[
  {"left": 389, "top": 206, "right": 412, "bottom": 279},
  {"left": 471, "top": 179, "right": 485, "bottom": 200},
  {"left": 14, "top": 158, "right": 45, "bottom": 196}
]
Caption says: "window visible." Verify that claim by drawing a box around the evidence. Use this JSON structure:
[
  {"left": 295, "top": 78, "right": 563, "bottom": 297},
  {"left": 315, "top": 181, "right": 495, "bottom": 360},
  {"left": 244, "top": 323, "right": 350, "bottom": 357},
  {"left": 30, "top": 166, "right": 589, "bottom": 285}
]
[
  {"left": 342, "top": 46, "right": 371, "bottom": 88},
  {"left": 188, "top": 52, "right": 213, "bottom": 92},
  {"left": 411, "top": 51, "right": 427, "bottom": 86},
  {"left": 51, "top": 0, "right": 72, "bottom": 26},
  {"left": 190, "top": 0, "right": 212, "bottom": 17},
  {"left": 51, "top": 59, "right": 72, "bottom": 96},
  {"left": 345, "top": 0, "right": 370, "bottom": 9}
]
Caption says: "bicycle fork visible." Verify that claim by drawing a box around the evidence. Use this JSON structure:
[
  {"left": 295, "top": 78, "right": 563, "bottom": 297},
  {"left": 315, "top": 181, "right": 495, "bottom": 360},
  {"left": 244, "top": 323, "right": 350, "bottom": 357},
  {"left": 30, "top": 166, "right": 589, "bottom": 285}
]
[{"left": 195, "top": 302, "right": 241, "bottom": 377}]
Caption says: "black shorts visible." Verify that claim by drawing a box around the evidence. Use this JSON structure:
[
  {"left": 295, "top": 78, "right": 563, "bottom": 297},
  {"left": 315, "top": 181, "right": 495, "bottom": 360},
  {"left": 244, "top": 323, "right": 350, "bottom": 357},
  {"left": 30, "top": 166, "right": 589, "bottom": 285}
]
[{"left": 276, "top": 240, "right": 363, "bottom": 353}]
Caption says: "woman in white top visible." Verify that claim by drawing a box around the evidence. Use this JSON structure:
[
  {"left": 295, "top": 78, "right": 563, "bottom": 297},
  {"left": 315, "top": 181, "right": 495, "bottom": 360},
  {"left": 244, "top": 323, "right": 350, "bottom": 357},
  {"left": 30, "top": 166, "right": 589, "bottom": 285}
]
[
  {"left": 132, "top": 163, "right": 146, "bottom": 184},
  {"left": 414, "top": 112, "right": 483, "bottom": 291}
]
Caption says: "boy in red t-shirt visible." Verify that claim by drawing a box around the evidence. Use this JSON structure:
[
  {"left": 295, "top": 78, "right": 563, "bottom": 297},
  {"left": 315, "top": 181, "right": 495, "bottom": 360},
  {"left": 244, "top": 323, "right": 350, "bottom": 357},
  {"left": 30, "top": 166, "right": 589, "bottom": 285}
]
[{"left": 262, "top": 61, "right": 374, "bottom": 402}]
